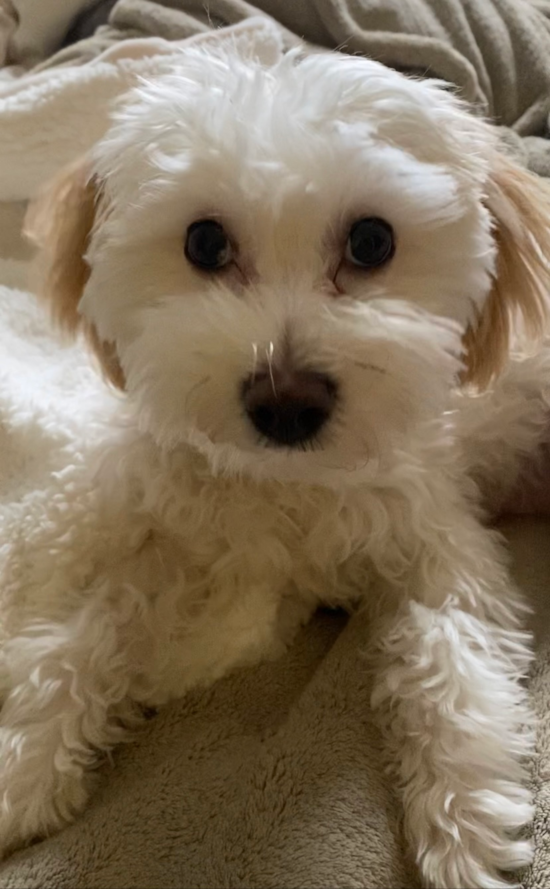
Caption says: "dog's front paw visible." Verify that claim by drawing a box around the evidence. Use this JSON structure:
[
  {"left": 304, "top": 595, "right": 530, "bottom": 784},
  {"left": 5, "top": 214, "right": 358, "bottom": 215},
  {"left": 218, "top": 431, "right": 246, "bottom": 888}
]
[
  {"left": 373, "top": 598, "right": 535, "bottom": 889},
  {"left": 0, "top": 727, "right": 90, "bottom": 858},
  {"left": 414, "top": 789, "right": 533, "bottom": 889}
]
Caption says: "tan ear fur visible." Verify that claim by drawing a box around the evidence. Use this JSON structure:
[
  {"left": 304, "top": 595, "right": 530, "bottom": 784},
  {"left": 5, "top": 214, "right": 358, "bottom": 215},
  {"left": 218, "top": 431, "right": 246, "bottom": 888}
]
[
  {"left": 463, "top": 154, "right": 550, "bottom": 389},
  {"left": 24, "top": 159, "right": 125, "bottom": 390}
]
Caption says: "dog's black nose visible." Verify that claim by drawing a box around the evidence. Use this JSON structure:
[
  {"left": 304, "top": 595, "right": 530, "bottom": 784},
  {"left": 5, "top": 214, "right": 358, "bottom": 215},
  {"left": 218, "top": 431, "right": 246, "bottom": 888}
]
[{"left": 242, "top": 369, "right": 337, "bottom": 447}]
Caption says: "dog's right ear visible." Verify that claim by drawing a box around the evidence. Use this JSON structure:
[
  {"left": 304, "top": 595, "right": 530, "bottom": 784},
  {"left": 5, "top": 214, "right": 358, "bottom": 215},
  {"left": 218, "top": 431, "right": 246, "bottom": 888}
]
[
  {"left": 24, "top": 158, "right": 125, "bottom": 389},
  {"left": 461, "top": 152, "right": 550, "bottom": 389}
]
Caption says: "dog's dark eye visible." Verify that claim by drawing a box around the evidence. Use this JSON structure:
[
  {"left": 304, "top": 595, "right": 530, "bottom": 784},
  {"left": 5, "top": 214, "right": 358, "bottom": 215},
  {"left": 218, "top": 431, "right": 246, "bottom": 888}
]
[
  {"left": 346, "top": 218, "right": 394, "bottom": 269},
  {"left": 185, "top": 220, "right": 232, "bottom": 271}
]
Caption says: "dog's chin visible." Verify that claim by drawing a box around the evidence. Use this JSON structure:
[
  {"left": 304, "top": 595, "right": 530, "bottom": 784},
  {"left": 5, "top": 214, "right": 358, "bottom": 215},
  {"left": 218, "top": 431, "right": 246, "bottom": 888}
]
[{"left": 185, "top": 427, "right": 384, "bottom": 488}]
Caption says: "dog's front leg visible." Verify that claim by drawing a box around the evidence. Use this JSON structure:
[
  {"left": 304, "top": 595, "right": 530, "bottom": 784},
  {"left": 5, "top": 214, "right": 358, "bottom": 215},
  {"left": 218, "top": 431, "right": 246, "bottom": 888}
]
[
  {"left": 370, "top": 519, "right": 534, "bottom": 889},
  {"left": 0, "top": 579, "right": 147, "bottom": 857}
]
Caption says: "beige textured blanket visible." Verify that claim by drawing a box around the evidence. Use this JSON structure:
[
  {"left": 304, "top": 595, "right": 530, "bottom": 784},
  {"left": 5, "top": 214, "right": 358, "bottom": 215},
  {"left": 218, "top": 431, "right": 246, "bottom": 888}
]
[{"left": 1, "top": 3, "right": 550, "bottom": 888}]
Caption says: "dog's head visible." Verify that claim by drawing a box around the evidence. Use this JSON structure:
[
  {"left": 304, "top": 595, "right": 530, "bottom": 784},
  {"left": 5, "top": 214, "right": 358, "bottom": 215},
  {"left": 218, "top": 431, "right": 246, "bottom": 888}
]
[{"left": 26, "top": 48, "right": 550, "bottom": 483}]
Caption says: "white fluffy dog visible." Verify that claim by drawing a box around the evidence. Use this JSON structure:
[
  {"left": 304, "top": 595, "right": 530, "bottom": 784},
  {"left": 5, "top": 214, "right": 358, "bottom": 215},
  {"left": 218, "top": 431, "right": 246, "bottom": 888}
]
[{"left": 5, "top": 44, "right": 550, "bottom": 889}]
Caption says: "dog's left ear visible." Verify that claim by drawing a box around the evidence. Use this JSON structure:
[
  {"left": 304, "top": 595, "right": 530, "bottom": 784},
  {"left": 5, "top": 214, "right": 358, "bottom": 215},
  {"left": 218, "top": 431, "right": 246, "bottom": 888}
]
[
  {"left": 24, "top": 158, "right": 125, "bottom": 389},
  {"left": 463, "top": 153, "right": 550, "bottom": 389}
]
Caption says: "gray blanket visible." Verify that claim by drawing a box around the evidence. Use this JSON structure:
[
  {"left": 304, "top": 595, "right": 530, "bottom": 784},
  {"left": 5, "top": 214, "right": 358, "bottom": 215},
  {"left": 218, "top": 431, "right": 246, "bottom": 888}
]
[{"left": 1, "top": 3, "right": 550, "bottom": 889}]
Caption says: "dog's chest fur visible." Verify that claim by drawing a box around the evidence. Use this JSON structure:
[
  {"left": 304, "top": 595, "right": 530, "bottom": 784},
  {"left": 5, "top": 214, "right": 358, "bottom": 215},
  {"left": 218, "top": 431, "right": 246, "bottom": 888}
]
[
  {"left": 1, "top": 429, "right": 428, "bottom": 706},
  {"left": 111, "top": 445, "right": 381, "bottom": 704}
]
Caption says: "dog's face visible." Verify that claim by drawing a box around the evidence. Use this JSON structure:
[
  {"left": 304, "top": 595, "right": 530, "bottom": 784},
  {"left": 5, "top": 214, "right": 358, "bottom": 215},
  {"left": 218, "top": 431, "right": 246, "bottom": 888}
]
[{"left": 27, "top": 49, "right": 550, "bottom": 483}]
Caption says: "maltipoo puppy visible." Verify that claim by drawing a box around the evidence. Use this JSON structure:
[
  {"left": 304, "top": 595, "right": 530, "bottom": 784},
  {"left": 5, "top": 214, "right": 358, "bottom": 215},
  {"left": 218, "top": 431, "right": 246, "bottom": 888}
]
[{"left": 4, "top": 45, "right": 550, "bottom": 889}]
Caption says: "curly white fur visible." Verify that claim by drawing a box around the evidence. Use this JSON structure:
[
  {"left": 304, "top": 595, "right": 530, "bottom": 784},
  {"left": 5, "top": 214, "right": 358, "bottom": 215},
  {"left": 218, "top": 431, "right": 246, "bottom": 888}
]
[{"left": 4, "top": 45, "right": 550, "bottom": 889}]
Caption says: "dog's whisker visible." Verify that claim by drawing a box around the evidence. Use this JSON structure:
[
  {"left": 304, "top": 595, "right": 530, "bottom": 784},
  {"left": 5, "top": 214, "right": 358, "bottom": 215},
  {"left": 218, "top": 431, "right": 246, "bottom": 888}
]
[
  {"left": 266, "top": 341, "right": 277, "bottom": 397},
  {"left": 352, "top": 360, "right": 388, "bottom": 376},
  {"left": 251, "top": 342, "right": 258, "bottom": 382}
]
